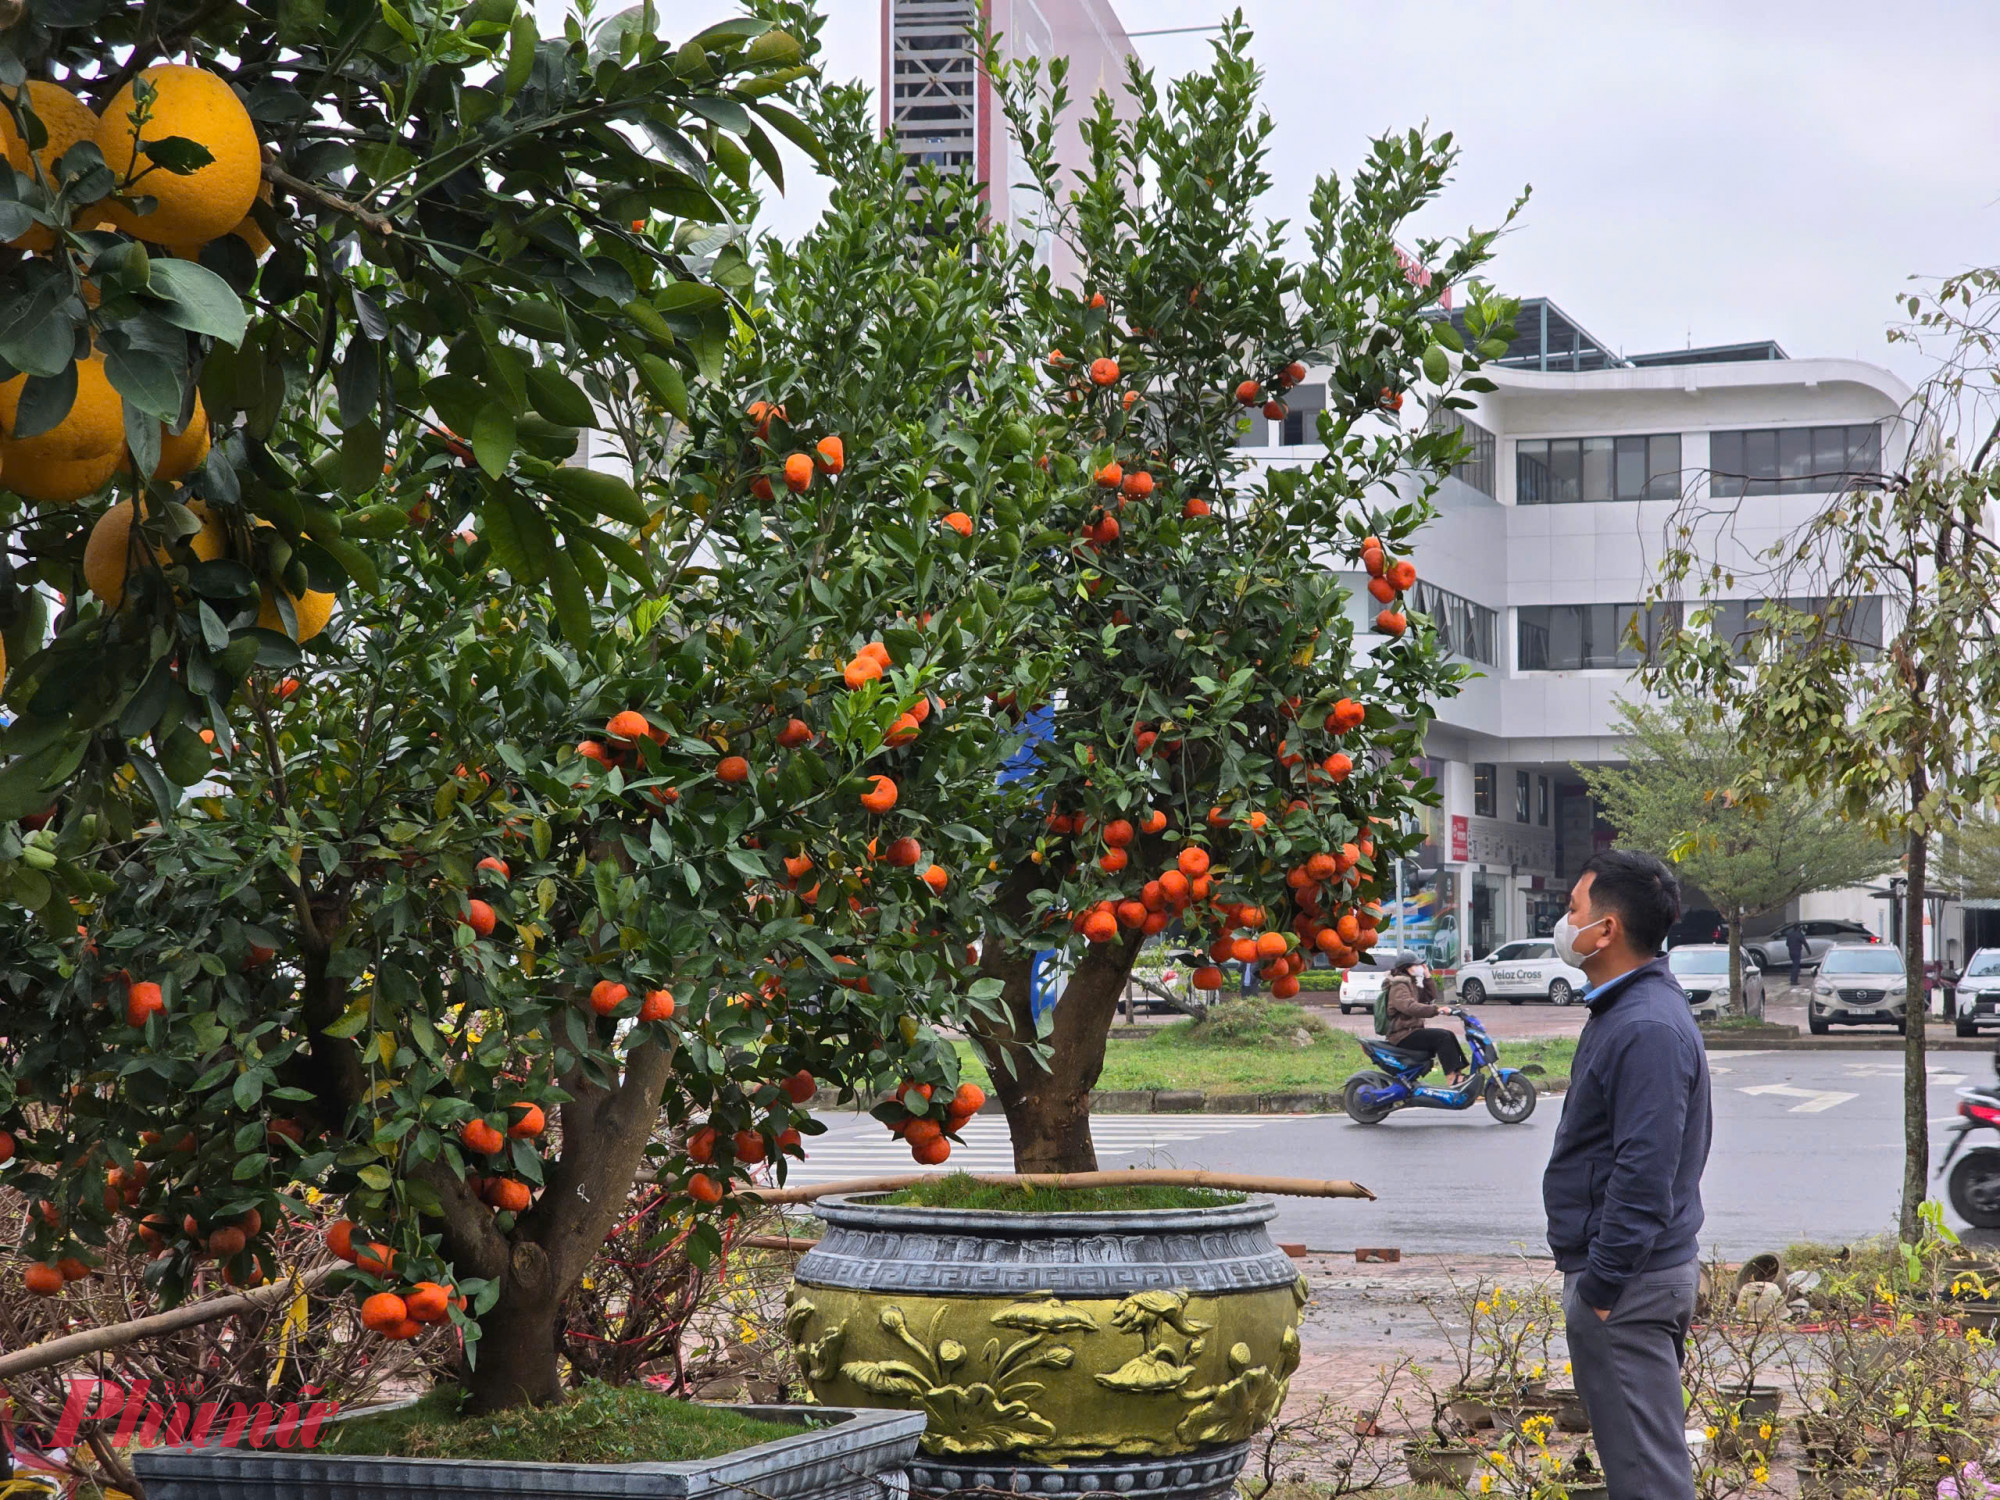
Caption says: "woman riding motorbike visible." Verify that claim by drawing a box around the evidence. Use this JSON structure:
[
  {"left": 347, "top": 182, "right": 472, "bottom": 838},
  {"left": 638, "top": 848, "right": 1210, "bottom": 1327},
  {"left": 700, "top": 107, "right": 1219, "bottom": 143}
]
[{"left": 1382, "top": 958, "right": 1469, "bottom": 1086}]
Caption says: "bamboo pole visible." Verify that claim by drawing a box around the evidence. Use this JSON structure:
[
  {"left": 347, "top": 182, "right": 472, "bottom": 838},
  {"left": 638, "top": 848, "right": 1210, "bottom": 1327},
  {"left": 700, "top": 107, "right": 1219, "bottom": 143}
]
[
  {"left": 740, "top": 1168, "right": 1375, "bottom": 1207},
  {"left": 0, "top": 1263, "right": 339, "bottom": 1383}
]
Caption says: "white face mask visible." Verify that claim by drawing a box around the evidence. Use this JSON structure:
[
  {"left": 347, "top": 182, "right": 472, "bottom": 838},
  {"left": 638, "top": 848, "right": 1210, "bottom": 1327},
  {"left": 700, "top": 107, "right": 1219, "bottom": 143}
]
[
  {"left": 1552, "top": 913, "right": 1609, "bottom": 969},
  {"left": 1410, "top": 965, "right": 1428, "bottom": 982}
]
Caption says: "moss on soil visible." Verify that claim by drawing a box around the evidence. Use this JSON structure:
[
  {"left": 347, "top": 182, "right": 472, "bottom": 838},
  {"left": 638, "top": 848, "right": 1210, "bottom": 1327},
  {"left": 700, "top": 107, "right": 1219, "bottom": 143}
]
[
  {"left": 874, "top": 1170, "right": 1242, "bottom": 1213},
  {"left": 319, "top": 1381, "right": 807, "bottom": 1465}
]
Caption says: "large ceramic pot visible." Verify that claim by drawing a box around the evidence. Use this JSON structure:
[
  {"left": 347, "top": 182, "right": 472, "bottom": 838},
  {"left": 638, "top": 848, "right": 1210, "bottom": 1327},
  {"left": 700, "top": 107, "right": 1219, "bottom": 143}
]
[{"left": 784, "top": 1195, "right": 1308, "bottom": 1500}]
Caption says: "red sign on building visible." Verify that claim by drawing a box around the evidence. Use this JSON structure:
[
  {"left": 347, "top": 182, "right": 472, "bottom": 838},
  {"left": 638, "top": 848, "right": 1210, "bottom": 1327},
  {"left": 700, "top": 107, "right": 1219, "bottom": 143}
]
[{"left": 1450, "top": 815, "right": 1469, "bottom": 862}]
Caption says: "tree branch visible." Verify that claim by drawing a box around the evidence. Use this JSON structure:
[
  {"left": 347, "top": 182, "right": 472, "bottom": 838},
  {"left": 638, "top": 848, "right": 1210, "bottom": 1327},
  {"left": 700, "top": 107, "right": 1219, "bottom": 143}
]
[{"left": 264, "top": 160, "right": 395, "bottom": 237}]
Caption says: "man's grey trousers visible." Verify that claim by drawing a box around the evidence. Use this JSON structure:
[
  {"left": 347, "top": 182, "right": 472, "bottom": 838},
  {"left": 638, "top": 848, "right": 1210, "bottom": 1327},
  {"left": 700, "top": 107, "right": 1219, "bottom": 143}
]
[{"left": 1563, "top": 1260, "right": 1700, "bottom": 1500}]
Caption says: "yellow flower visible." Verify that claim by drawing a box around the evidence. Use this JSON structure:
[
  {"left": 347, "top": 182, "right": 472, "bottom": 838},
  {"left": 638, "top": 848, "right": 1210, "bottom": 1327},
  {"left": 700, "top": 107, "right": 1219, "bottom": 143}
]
[
  {"left": 1478, "top": 1478, "right": 1493, "bottom": 1495},
  {"left": 1752, "top": 1464, "right": 1768, "bottom": 1484},
  {"left": 1704, "top": 1425, "right": 1719, "bottom": 1442},
  {"left": 1758, "top": 1423, "right": 1772, "bottom": 1439},
  {"left": 1476, "top": 1301, "right": 1490, "bottom": 1315}
]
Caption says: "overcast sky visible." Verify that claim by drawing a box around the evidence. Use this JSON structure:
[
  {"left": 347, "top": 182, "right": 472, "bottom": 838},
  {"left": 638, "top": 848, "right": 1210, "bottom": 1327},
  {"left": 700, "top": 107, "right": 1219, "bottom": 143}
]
[{"left": 607, "top": 1, "right": 2000, "bottom": 387}]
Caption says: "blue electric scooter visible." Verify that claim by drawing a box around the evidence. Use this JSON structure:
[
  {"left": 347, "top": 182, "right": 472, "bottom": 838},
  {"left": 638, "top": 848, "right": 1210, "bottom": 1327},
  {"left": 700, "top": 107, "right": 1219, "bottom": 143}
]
[{"left": 1341, "top": 1008, "right": 1538, "bottom": 1124}]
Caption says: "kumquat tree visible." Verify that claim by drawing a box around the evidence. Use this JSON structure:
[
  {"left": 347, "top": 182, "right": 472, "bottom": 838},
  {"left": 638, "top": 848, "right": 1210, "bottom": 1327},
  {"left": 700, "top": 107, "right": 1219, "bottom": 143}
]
[
  {"left": 956, "top": 20, "right": 1523, "bottom": 1170},
  {"left": 0, "top": 3, "right": 1054, "bottom": 1413}
]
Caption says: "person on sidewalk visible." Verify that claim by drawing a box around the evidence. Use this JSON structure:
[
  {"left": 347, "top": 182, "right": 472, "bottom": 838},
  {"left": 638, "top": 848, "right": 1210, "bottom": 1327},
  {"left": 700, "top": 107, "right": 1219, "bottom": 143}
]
[
  {"left": 1784, "top": 926, "right": 1807, "bottom": 990},
  {"left": 1543, "top": 849, "right": 1712, "bottom": 1500},
  {"left": 1382, "top": 958, "right": 1468, "bottom": 1085}
]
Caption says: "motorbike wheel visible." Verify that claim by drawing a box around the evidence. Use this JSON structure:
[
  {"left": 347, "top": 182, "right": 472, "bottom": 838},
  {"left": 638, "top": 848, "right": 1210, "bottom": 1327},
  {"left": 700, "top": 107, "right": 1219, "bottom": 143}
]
[
  {"left": 1343, "top": 1072, "right": 1396, "bottom": 1125},
  {"left": 1949, "top": 1150, "right": 2000, "bottom": 1229},
  {"left": 1485, "top": 1073, "right": 1538, "bottom": 1124}
]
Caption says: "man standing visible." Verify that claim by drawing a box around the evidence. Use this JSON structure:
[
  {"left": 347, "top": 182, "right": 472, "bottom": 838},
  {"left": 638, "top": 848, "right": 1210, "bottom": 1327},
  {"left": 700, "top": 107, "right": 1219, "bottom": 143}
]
[
  {"left": 1543, "top": 850, "right": 1712, "bottom": 1500},
  {"left": 1784, "top": 925, "right": 1808, "bottom": 990}
]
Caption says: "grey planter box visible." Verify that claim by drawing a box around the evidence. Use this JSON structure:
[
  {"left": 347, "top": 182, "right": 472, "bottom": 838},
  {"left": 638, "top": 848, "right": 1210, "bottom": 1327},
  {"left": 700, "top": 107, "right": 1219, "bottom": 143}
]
[{"left": 132, "top": 1400, "right": 925, "bottom": 1500}]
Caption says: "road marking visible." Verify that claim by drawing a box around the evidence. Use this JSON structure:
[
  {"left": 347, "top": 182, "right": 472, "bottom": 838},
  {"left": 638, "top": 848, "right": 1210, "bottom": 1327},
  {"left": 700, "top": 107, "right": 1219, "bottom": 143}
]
[
  {"left": 1934, "top": 1073, "right": 1968, "bottom": 1086},
  {"left": 1737, "top": 1083, "right": 1859, "bottom": 1114}
]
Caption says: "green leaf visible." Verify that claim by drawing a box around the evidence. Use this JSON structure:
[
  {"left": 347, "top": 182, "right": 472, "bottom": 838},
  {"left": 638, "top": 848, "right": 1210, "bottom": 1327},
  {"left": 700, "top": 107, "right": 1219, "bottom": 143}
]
[
  {"left": 504, "top": 14, "right": 537, "bottom": 94},
  {"left": 103, "top": 342, "right": 184, "bottom": 420},
  {"left": 547, "top": 548, "right": 591, "bottom": 648},
  {"left": 472, "top": 401, "right": 516, "bottom": 479},
  {"left": 545, "top": 467, "right": 645, "bottom": 526},
  {"left": 525, "top": 363, "right": 596, "bottom": 428},
  {"left": 1421, "top": 344, "right": 1450, "bottom": 386},
  {"left": 321, "top": 993, "right": 372, "bottom": 1038},
  {"left": 141, "top": 135, "right": 215, "bottom": 174},
  {"left": 635, "top": 354, "right": 687, "bottom": 420},
  {"left": 356, "top": 1164, "right": 394, "bottom": 1190},
  {"left": 147, "top": 259, "right": 249, "bottom": 346},
  {"left": 232, "top": 1069, "right": 265, "bottom": 1110}
]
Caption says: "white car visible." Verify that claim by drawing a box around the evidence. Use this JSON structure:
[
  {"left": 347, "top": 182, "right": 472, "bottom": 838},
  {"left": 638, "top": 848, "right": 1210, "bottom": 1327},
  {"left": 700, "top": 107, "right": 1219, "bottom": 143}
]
[
  {"left": 1666, "top": 944, "right": 1764, "bottom": 1021},
  {"left": 1336, "top": 949, "right": 1428, "bottom": 1015},
  {"left": 1455, "top": 939, "right": 1588, "bottom": 1007},
  {"left": 1809, "top": 943, "right": 1909, "bottom": 1034},
  {"left": 1955, "top": 949, "right": 2000, "bottom": 1036}
]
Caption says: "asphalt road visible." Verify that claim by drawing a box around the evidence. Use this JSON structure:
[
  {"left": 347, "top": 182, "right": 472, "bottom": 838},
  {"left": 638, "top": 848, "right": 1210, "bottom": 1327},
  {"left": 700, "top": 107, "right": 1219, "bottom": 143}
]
[{"left": 784, "top": 1050, "right": 1997, "bottom": 1258}]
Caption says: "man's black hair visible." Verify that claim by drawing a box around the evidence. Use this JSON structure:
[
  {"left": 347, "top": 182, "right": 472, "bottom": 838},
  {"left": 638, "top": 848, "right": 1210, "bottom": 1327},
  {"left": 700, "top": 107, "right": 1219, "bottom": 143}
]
[{"left": 1576, "top": 849, "right": 1681, "bottom": 954}]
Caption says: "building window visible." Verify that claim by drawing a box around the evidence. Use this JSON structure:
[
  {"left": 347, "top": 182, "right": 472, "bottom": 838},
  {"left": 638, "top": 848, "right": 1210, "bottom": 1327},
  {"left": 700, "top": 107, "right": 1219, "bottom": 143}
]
[
  {"left": 1434, "top": 408, "right": 1497, "bottom": 498},
  {"left": 1517, "top": 602, "right": 1682, "bottom": 671},
  {"left": 1474, "top": 763, "right": 1496, "bottom": 819},
  {"left": 1538, "top": 775, "right": 1550, "bottom": 826},
  {"left": 1709, "top": 425, "right": 1881, "bottom": 497},
  {"left": 1411, "top": 580, "right": 1498, "bottom": 666},
  {"left": 1276, "top": 383, "right": 1325, "bottom": 446},
  {"left": 1517, "top": 434, "right": 1682, "bottom": 504},
  {"left": 1515, "top": 770, "right": 1532, "bottom": 823},
  {"left": 1709, "top": 596, "right": 1885, "bottom": 656}
]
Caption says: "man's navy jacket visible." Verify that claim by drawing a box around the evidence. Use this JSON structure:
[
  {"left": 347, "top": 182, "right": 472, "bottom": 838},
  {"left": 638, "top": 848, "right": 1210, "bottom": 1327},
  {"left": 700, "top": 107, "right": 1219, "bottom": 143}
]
[{"left": 1542, "top": 955, "right": 1713, "bottom": 1309}]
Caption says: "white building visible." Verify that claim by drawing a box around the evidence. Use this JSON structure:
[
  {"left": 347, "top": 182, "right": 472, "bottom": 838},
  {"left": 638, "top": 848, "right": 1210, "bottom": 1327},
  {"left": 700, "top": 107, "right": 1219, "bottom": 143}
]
[
  {"left": 1247, "top": 298, "right": 1916, "bottom": 969},
  {"left": 882, "top": 0, "right": 1136, "bottom": 285}
]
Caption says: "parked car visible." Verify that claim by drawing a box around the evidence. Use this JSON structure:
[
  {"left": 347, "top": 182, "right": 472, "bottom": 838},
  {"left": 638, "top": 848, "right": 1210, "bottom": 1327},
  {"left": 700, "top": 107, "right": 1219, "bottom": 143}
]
[
  {"left": 1809, "top": 943, "right": 1908, "bottom": 1034},
  {"left": 1454, "top": 939, "right": 1588, "bottom": 1007},
  {"left": 1745, "top": 919, "right": 1880, "bottom": 975},
  {"left": 1336, "top": 949, "right": 1427, "bottom": 1016},
  {"left": 1665, "top": 944, "right": 1763, "bottom": 1021},
  {"left": 1955, "top": 949, "right": 2000, "bottom": 1037},
  {"left": 1667, "top": 909, "right": 1728, "bottom": 948}
]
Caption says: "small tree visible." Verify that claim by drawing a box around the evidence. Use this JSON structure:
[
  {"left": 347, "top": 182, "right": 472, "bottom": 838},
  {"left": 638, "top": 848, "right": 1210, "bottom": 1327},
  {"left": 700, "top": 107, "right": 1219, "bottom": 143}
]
[
  {"left": 0, "top": 24, "right": 1052, "bottom": 1413},
  {"left": 1937, "top": 812, "right": 2000, "bottom": 904},
  {"left": 962, "top": 22, "right": 1521, "bottom": 1170},
  {"left": 1579, "top": 695, "right": 1895, "bottom": 1014},
  {"left": 1649, "top": 266, "right": 2000, "bottom": 1239}
]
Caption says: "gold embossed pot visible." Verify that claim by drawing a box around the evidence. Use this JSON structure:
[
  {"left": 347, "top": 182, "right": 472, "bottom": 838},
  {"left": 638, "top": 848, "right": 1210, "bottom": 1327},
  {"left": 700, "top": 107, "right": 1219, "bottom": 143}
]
[{"left": 784, "top": 1195, "right": 1307, "bottom": 1500}]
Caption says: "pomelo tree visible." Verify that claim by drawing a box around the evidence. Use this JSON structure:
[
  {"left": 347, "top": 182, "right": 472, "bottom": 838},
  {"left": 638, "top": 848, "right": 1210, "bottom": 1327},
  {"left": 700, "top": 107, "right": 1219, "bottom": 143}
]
[
  {"left": 0, "top": 6, "right": 1053, "bottom": 1412},
  {"left": 962, "top": 24, "right": 1521, "bottom": 1170}
]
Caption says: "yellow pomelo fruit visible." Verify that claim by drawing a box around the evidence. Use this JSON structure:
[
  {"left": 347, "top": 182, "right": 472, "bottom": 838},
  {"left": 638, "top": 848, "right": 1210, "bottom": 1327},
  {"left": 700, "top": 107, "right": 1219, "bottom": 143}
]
[
  {"left": 0, "top": 82, "right": 101, "bottom": 250},
  {"left": 97, "top": 65, "right": 261, "bottom": 248},
  {"left": 169, "top": 180, "right": 272, "bottom": 261},
  {"left": 84, "top": 498, "right": 227, "bottom": 608},
  {"left": 257, "top": 587, "right": 335, "bottom": 642},
  {"left": 11, "top": 449, "right": 122, "bottom": 505},
  {"left": 154, "top": 395, "right": 210, "bottom": 482},
  {"left": 0, "top": 353, "right": 124, "bottom": 504}
]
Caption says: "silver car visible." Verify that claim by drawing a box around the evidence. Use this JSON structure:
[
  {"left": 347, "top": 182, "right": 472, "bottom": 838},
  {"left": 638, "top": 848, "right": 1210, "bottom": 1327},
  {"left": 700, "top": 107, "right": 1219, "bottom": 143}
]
[
  {"left": 1666, "top": 945, "right": 1764, "bottom": 1021},
  {"left": 1954, "top": 949, "right": 2000, "bottom": 1037},
  {"left": 1809, "top": 944, "right": 1909, "bottom": 1034}
]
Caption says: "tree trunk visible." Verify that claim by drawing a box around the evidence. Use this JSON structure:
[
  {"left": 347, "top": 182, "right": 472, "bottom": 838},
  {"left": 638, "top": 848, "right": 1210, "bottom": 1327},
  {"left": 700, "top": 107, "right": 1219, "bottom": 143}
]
[
  {"left": 461, "top": 1246, "right": 565, "bottom": 1411},
  {"left": 971, "top": 922, "right": 1144, "bottom": 1174},
  {"left": 1900, "top": 829, "right": 1930, "bottom": 1244},
  {"left": 1728, "top": 905, "right": 1746, "bottom": 1017}
]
